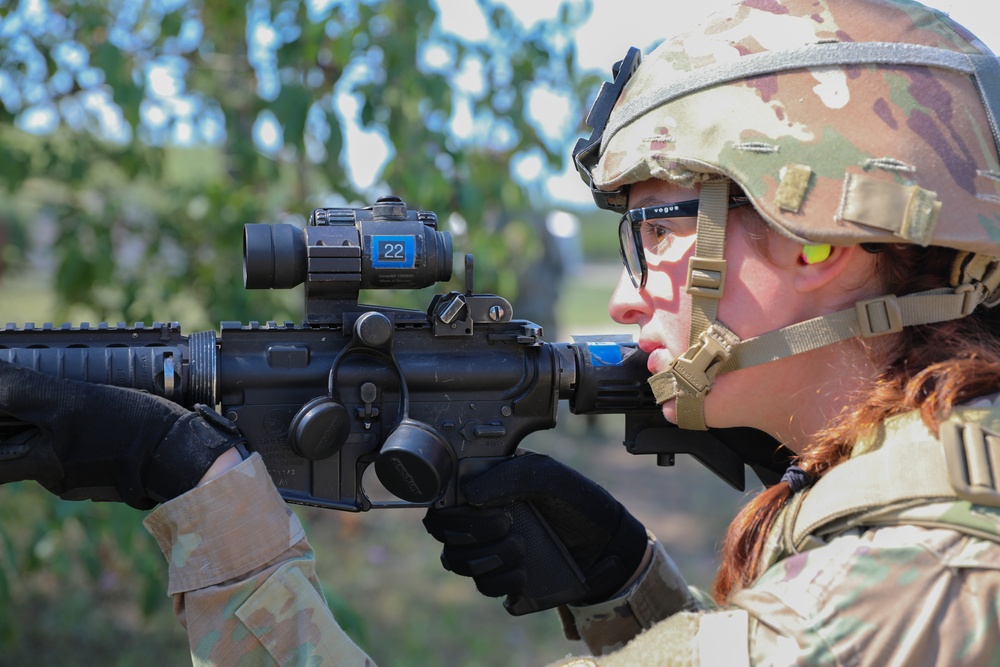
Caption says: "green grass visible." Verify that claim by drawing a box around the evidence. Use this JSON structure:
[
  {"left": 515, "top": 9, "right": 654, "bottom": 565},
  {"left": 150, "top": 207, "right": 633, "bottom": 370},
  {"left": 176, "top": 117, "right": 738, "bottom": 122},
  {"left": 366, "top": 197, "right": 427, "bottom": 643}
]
[{"left": 0, "top": 273, "right": 59, "bottom": 324}]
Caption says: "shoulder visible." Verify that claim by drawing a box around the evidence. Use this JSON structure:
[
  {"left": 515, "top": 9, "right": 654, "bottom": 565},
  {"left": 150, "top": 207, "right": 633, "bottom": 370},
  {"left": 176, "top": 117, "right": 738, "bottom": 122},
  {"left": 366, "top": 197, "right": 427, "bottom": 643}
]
[
  {"left": 735, "top": 525, "right": 1000, "bottom": 665},
  {"left": 752, "top": 523, "right": 1000, "bottom": 603}
]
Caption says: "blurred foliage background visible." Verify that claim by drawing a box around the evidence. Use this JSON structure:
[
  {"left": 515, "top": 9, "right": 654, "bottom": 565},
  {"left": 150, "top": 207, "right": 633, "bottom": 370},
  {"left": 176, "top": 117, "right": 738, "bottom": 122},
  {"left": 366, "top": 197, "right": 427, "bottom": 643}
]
[
  {"left": 0, "top": 0, "right": 620, "bottom": 328},
  {"left": 0, "top": 0, "right": 758, "bottom": 665}
]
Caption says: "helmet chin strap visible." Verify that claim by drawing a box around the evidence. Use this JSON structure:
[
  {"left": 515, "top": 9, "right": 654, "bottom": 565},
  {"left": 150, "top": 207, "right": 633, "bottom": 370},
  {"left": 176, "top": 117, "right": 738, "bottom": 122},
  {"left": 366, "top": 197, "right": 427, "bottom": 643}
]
[
  {"left": 648, "top": 178, "right": 740, "bottom": 430},
  {"left": 647, "top": 182, "right": 1000, "bottom": 432}
]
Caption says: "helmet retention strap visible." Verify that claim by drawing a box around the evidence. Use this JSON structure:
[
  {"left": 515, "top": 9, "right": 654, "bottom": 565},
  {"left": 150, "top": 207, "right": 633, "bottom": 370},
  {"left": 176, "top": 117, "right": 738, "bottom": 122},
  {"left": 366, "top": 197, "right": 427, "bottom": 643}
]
[{"left": 647, "top": 178, "right": 740, "bottom": 430}]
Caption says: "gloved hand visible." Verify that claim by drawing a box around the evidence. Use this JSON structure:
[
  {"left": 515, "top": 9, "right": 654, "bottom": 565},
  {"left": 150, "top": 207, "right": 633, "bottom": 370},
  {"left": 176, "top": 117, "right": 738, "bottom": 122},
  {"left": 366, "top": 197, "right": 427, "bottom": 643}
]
[
  {"left": 0, "top": 360, "right": 245, "bottom": 509},
  {"left": 422, "top": 452, "right": 648, "bottom": 614}
]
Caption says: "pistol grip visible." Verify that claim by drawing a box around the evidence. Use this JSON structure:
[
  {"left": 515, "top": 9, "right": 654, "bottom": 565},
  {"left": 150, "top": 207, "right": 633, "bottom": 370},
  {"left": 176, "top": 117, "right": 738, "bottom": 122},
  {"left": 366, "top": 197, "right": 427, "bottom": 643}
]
[{"left": 502, "top": 500, "right": 590, "bottom": 616}]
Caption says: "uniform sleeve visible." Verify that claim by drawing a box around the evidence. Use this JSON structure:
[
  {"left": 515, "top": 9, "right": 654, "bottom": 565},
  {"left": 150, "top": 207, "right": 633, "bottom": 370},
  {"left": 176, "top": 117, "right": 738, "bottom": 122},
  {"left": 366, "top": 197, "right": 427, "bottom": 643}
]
[
  {"left": 142, "top": 454, "right": 376, "bottom": 666},
  {"left": 546, "top": 525, "right": 1000, "bottom": 666},
  {"left": 558, "top": 536, "right": 705, "bottom": 655}
]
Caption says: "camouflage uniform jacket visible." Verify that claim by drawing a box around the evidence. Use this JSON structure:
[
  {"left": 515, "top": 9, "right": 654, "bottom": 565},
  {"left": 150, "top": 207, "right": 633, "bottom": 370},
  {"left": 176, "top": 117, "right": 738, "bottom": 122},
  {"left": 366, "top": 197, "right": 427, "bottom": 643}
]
[
  {"left": 554, "top": 400, "right": 1000, "bottom": 666},
  {"left": 143, "top": 454, "right": 375, "bottom": 666}
]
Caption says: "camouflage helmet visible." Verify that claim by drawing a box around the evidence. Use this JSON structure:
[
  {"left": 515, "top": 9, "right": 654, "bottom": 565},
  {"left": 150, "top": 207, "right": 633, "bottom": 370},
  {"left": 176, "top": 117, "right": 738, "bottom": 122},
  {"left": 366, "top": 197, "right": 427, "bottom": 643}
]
[
  {"left": 573, "top": 0, "right": 1000, "bottom": 431},
  {"left": 576, "top": 0, "right": 1000, "bottom": 256}
]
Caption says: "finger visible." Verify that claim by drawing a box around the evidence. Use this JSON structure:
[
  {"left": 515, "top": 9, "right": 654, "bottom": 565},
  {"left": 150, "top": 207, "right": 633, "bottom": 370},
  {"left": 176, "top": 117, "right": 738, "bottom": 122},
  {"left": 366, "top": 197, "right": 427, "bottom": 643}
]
[
  {"left": 440, "top": 533, "right": 526, "bottom": 579},
  {"left": 422, "top": 505, "right": 511, "bottom": 545},
  {"left": 0, "top": 361, "right": 65, "bottom": 424},
  {"left": 473, "top": 567, "right": 528, "bottom": 599},
  {"left": 0, "top": 427, "right": 62, "bottom": 487}
]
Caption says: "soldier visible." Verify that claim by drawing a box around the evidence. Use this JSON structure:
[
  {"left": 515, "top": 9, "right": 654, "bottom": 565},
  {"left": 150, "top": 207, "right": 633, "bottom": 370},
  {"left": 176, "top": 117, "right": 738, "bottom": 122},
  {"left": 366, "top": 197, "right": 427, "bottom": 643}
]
[
  {"left": 4, "top": 0, "right": 1000, "bottom": 664},
  {"left": 422, "top": 0, "right": 1000, "bottom": 662}
]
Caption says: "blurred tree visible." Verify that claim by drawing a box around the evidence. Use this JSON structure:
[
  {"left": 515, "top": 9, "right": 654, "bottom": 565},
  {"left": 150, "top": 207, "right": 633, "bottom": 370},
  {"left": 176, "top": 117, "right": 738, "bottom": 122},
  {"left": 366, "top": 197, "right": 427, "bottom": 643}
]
[
  {"left": 0, "top": 0, "right": 601, "bottom": 659},
  {"left": 0, "top": 0, "right": 597, "bottom": 327}
]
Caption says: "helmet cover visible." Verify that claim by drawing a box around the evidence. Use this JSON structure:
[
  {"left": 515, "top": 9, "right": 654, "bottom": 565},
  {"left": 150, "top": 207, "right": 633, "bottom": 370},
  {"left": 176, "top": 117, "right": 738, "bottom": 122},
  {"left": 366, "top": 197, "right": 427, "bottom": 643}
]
[{"left": 592, "top": 0, "right": 1000, "bottom": 256}]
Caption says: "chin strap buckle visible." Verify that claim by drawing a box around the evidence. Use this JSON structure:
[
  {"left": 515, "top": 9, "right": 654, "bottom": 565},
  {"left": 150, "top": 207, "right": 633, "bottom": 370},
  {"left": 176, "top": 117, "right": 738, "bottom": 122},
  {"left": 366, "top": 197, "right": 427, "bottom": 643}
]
[
  {"left": 664, "top": 324, "right": 740, "bottom": 401},
  {"left": 855, "top": 295, "right": 903, "bottom": 337}
]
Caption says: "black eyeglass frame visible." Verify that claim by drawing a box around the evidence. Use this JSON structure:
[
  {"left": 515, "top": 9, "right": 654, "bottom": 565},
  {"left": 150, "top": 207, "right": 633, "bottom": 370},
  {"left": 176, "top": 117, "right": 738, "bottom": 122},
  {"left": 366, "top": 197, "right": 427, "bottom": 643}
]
[{"left": 619, "top": 196, "right": 750, "bottom": 289}]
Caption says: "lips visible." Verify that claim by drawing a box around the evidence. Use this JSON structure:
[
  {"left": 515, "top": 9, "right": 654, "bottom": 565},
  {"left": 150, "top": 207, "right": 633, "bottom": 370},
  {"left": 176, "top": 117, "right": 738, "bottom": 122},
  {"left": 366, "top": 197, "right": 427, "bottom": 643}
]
[{"left": 638, "top": 340, "right": 667, "bottom": 374}]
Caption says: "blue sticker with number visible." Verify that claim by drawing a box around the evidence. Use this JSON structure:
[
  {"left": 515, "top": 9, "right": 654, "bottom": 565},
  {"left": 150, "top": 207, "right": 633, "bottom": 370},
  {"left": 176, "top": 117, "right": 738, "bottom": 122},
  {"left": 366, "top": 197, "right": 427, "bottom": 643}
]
[{"left": 371, "top": 236, "right": 416, "bottom": 268}]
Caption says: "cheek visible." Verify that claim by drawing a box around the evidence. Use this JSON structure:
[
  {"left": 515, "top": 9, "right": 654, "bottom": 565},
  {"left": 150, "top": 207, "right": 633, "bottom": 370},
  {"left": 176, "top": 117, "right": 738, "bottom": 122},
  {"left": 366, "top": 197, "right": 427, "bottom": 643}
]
[
  {"left": 644, "top": 245, "right": 693, "bottom": 317},
  {"left": 644, "top": 247, "right": 697, "bottom": 352},
  {"left": 717, "top": 238, "right": 790, "bottom": 340},
  {"left": 644, "top": 235, "right": 697, "bottom": 295}
]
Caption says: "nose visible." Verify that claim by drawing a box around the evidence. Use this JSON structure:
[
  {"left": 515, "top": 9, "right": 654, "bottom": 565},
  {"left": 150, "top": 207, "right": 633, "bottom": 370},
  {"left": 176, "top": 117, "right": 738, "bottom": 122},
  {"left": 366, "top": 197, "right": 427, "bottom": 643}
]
[{"left": 608, "top": 267, "right": 650, "bottom": 325}]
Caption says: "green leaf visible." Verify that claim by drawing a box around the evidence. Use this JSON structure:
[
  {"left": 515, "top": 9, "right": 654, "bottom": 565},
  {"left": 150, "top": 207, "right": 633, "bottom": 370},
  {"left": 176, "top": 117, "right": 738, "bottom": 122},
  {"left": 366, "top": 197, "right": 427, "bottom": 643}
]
[
  {"left": 90, "top": 42, "right": 124, "bottom": 80},
  {"left": 272, "top": 84, "right": 312, "bottom": 150},
  {"left": 161, "top": 9, "right": 184, "bottom": 38},
  {"left": 325, "top": 109, "right": 343, "bottom": 171}
]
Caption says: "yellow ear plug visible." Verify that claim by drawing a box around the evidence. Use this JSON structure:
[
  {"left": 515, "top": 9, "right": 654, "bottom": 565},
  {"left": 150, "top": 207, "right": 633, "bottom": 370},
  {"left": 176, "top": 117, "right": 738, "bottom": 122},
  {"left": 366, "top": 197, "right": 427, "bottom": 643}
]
[{"left": 800, "top": 244, "right": 832, "bottom": 265}]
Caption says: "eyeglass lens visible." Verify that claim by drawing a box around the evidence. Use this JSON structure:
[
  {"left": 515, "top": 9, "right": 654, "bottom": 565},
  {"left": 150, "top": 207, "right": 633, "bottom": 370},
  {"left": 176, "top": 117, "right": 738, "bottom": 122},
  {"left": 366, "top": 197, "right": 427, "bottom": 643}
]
[{"left": 618, "top": 217, "right": 645, "bottom": 288}]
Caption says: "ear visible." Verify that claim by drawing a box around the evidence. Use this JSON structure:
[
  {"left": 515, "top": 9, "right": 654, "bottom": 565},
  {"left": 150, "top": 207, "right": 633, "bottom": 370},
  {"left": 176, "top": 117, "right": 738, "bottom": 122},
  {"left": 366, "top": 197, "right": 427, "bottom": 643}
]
[{"left": 792, "top": 244, "right": 866, "bottom": 294}]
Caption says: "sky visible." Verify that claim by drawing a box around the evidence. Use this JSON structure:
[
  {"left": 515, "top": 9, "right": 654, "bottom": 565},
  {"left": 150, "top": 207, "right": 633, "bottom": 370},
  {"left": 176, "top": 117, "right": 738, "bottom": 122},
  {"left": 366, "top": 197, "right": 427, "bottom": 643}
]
[{"left": 433, "top": 0, "right": 1000, "bottom": 207}]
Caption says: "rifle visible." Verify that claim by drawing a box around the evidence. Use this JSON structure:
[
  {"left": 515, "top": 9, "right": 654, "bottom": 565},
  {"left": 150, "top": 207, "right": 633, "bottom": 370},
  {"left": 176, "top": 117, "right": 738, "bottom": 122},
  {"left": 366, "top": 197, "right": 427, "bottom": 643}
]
[{"left": 0, "top": 196, "right": 787, "bottom": 613}]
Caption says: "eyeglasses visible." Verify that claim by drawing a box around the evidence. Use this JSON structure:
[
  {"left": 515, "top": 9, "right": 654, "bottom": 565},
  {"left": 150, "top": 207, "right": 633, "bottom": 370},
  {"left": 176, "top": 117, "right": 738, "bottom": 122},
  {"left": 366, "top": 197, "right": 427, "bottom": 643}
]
[{"left": 618, "top": 196, "right": 750, "bottom": 289}]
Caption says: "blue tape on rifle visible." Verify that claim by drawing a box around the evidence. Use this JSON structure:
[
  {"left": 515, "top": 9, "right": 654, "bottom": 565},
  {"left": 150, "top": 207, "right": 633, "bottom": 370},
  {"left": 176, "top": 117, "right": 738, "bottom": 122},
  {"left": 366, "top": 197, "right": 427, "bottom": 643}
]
[{"left": 587, "top": 342, "right": 625, "bottom": 366}]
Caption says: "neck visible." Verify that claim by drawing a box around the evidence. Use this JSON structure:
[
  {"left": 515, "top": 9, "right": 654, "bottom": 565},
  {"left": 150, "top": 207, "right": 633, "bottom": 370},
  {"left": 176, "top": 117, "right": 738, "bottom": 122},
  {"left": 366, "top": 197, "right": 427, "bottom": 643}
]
[
  {"left": 703, "top": 338, "right": 878, "bottom": 455},
  {"left": 769, "top": 341, "right": 878, "bottom": 454}
]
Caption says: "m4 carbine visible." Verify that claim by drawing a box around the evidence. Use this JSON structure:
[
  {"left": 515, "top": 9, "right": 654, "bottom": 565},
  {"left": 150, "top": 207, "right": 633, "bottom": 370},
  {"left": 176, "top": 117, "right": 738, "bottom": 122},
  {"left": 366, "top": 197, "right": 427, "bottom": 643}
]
[{"left": 0, "top": 196, "right": 785, "bottom": 613}]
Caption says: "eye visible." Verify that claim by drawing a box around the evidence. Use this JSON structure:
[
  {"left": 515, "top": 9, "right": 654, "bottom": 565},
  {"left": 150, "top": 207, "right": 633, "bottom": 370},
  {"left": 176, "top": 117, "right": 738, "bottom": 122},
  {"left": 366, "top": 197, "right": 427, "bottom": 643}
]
[
  {"left": 640, "top": 219, "right": 692, "bottom": 252},
  {"left": 641, "top": 222, "right": 670, "bottom": 248}
]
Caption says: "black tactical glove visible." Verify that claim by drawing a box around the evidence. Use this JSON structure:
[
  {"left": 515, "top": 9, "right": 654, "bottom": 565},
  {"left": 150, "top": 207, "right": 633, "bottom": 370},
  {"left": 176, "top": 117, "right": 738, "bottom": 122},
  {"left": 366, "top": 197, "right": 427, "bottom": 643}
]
[
  {"left": 422, "top": 452, "right": 648, "bottom": 614},
  {"left": 0, "top": 360, "right": 245, "bottom": 509}
]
